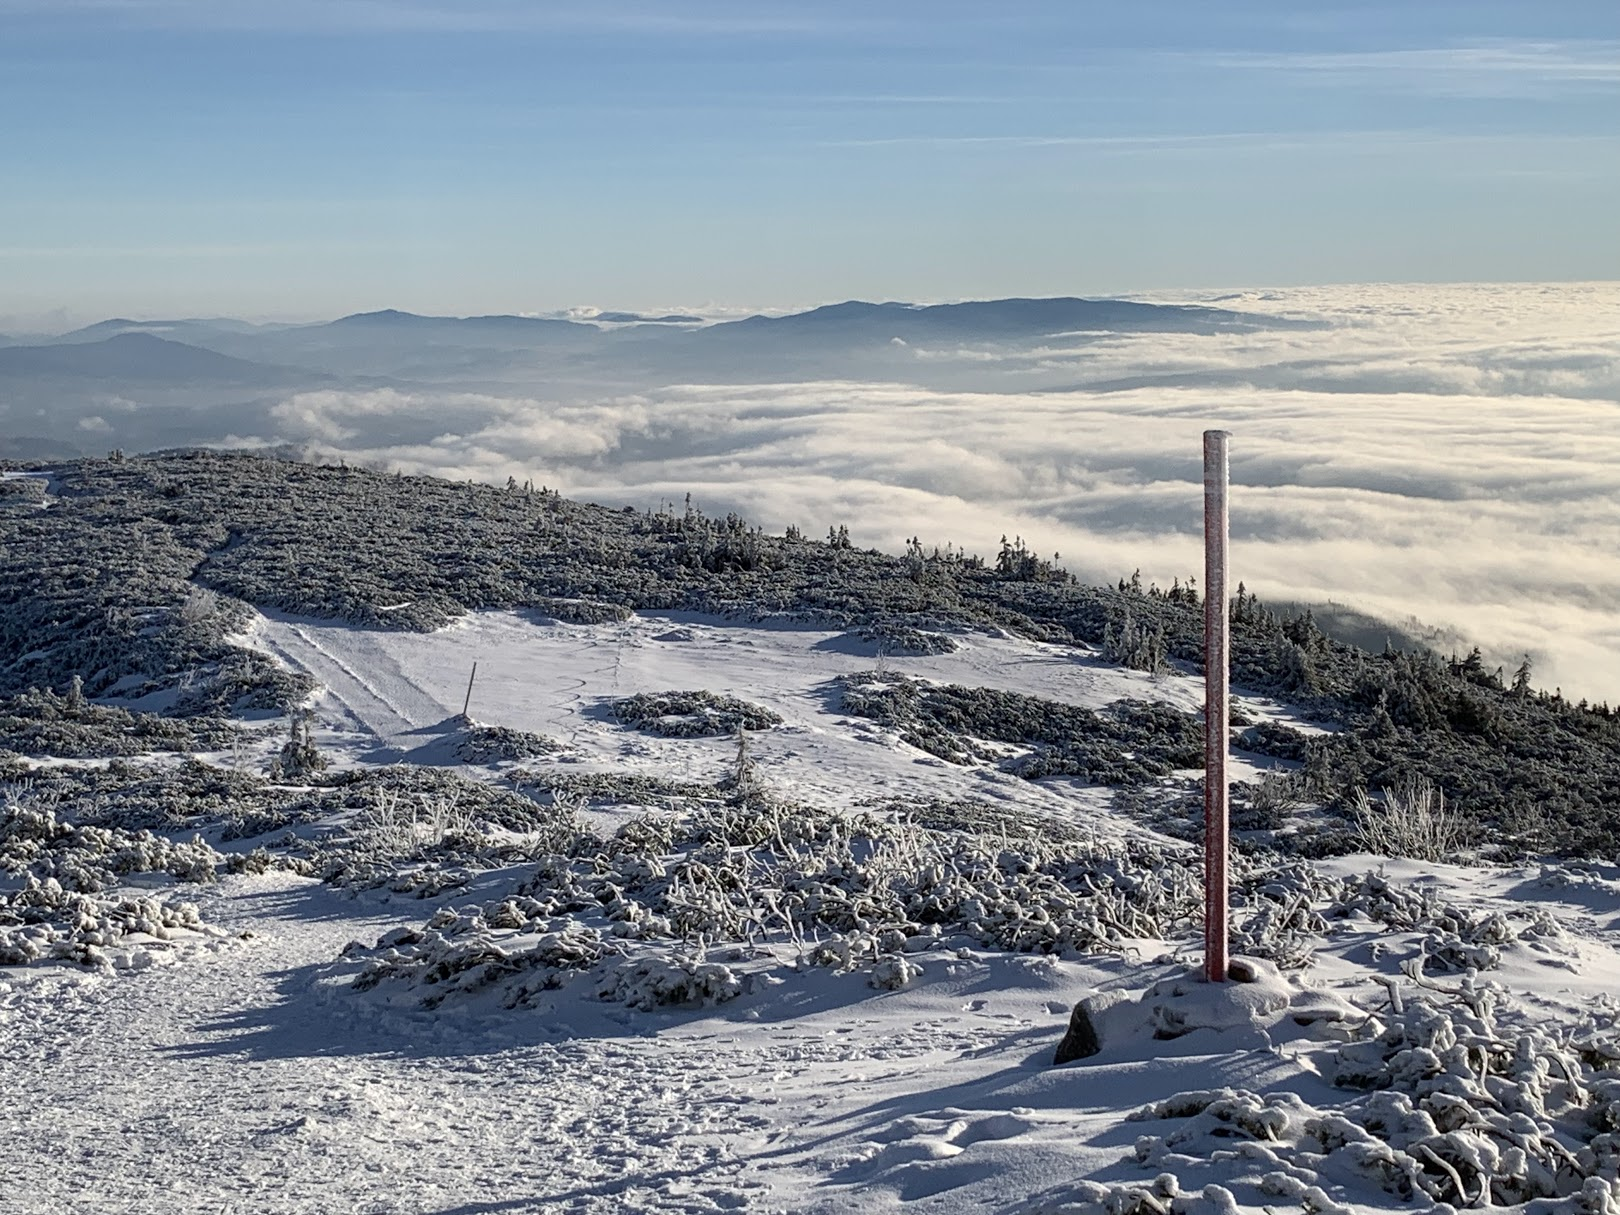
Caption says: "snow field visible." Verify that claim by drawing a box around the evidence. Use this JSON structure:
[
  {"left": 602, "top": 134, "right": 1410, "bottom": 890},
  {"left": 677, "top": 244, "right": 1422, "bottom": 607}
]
[
  {"left": 8, "top": 611, "right": 1620, "bottom": 1212},
  {"left": 246, "top": 607, "right": 1290, "bottom": 837}
]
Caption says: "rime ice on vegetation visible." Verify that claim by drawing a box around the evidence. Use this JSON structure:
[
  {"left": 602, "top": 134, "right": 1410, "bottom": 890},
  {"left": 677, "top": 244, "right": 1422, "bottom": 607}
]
[{"left": 5, "top": 451, "right": 1620, "bottom": 1212}]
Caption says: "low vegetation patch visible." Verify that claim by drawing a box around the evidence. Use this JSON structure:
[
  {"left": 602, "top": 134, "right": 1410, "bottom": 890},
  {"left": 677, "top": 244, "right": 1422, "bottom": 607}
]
[
  {"left": 851, "top": 621, "right": 959, "bottom": 656},
  {"left": 454, "top": 724, "right": 567, "bottom": 765},
  {"left": 0, "top": 685, "right": 238, "bottom": 758},
  {"left": 610, "top": 690, "right": 782, "bottom": 738},
  {"left": 334, "top": 781, "right": 1418, "bottom": 1009},
  {"left": 1059, "top": 973, "right": 1620, "bottom": 1215},
  {"left": 838, "top": 671, "right": 1201, "bottom": 784}
]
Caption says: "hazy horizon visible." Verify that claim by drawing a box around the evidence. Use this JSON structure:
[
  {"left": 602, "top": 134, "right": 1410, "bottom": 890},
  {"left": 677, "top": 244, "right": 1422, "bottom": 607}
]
[{"left": 6, "top": 277, "right": 1619, "bottom": 338}]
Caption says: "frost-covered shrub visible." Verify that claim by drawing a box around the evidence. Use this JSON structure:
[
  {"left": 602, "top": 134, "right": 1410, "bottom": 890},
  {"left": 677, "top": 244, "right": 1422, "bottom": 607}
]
[
  {"left": 177, "top": 585, "right": 220, "bottom": 625},
  {"left": 851, "top": 621, "right": 958, "bottom": 656},
  {"left": 339, "top": 775, "right": 1385, "bottom": 1011},
  {"left": 310, "top": 784, "right": 588, "bottom": 893},
  {"left": 1106, "top": 976, "right": 1620, "bottom": 1212},
  {"left": 333, "top": 765, "right": 575, "bottom": 833},
  {"left": 597, "top": 952, "right": 742, "bottom": 1010},
  {"left": 0, "top": 786, "right": 228, "bottom": 970},
  {"left": 1323, "top": 981, "right": 1612, "bottom": 1205},
  {"left": 610, "top": 690, "right": 782, "bottom": 738},
  {"left": 1, "top": 756, "right": 312, "bottom": 837},
  {"left": 0, "top": 688, "right": 237, "bottom": 758},
  {"left": 1323, "top": 869, "right": 1574, "bottom": 973},
  {"left": 286, "top": 768, "right": 593, "bottom": 891},
  {"left": 341, "top": 786, "right": 1217, "bottom": 1009},
  {"left": 869, "top": 955, "right": 924, "bottom": 990},
  {"left": 1230, "top": 862, "right": 1334, "bottom": 969},
  {"left": 1349, "top": 777, "right": 1471, "bottom": 862},
  {"left": 349, "top": 911, "right": 611, "bottom": 1008},
  {"left": 268, "top": 709, "right": 327, "bottom": 781},
  {"left": 170, "top": 648, "right": 314, "bottom": 715},
  {"left": 1232, "top": 770, "right": 1306, "bottom": 832},
  {"left": 0, "top": 787, "right": 224, "bottom": 892},
  {"left": 841, "top": 672, "right": 1201, "bottom": 784},
  {"left": 454, "top": 724, "right": 565, "bottom": 764},
  {"left": 1237, "top": 720, "right": 1311, "bottom": 762},
  {"left": 508, "top": 768, "right": 722, "bottom": 816},
  {"left": 0, "top": 877, "right": 216, "bottom": 969},
  {"left": 352, "top": 789, "right": 477, "bottom": 857}
]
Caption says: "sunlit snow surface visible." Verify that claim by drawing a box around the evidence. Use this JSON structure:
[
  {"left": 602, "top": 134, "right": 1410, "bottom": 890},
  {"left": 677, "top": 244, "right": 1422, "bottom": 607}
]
[
  {"left": 249, "top": 608, "right": 1220, "bottom": 835},
  {"left": 5, "top": 611, "right": 1620, "bottom": 1214}
]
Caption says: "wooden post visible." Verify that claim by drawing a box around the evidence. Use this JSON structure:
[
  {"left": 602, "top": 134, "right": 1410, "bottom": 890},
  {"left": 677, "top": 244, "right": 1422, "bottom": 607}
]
[
  {"left": 461, "top": 661, "right": 478, "bottom": 721},
  {"left": 1203, "top": 430, "right": 1231, "bottom": 983}
]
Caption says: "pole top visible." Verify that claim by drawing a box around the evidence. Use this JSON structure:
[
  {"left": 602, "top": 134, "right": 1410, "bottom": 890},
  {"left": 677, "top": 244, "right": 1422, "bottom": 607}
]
[{"left": 1203, "top": 429, "right": 1231, "bottom": 441}]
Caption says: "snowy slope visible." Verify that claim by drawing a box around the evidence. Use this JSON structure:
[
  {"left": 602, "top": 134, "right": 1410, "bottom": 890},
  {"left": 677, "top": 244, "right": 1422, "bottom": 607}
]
[{"left": 6, "top": 610, "right": 1620, "bottom": 1215}]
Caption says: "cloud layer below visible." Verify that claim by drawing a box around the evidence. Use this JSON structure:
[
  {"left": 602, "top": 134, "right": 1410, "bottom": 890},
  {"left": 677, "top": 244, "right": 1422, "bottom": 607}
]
[{"left": 240, "top": 282, "right": 1620, "bottom": 701}]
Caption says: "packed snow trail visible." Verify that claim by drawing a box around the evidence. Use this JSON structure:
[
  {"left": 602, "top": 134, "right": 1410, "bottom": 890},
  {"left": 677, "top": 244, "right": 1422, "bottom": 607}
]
[
  {"left": 0, "top": 873, "right": 778, "bottom": 1215},
  {"left": 253, "top": 617, "right": 451, "bottom": 752},
  {"left": 0, "top": 872, "right": 1144, "bottom": 1215}
]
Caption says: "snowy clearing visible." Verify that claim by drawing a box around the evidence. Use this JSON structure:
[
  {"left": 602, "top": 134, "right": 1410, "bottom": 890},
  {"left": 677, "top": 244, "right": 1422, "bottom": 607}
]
[{"left": 6, "top": 611, "right": 1620, "bottom": 1214}]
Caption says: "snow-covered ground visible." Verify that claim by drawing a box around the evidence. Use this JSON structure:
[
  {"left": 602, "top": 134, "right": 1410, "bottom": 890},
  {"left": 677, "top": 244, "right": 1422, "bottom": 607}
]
[
  {"left": 242, "top": 608, "right": 1298, "bottom": 833},
  {"left": 7, "top": 611, "right": 1620, "bottom": 1214}
]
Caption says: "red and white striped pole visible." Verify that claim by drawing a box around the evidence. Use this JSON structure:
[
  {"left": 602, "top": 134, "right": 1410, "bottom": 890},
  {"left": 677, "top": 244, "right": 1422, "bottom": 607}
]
[{"left": 1203, "top": 429, "right": 1231, "bottom": 983}]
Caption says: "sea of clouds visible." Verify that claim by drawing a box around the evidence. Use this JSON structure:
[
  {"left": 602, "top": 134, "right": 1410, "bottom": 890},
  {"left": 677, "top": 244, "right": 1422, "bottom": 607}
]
[{"left": 259, "top": 282, "right": 1620, "bottom": 701}]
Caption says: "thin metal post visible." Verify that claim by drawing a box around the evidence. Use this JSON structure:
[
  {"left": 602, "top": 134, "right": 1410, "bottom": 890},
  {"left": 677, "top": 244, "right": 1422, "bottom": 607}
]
[
  {"left": 1203, "top": 430, "right": 1231, "bottom": 983},
  {"left": 462, "top": 661, "right": 478, "bottom": 720}
]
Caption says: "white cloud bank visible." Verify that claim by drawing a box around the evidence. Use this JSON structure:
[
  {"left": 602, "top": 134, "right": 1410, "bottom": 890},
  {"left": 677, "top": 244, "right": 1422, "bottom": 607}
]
[{"left": 265, "top": 282, "right": 1620, "bottom": 702}]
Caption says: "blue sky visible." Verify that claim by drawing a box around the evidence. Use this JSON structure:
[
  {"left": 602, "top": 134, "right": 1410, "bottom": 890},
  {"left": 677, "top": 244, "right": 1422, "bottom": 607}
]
[{"left": 2, "top": 1, "right": 1616, "bottom": 323}]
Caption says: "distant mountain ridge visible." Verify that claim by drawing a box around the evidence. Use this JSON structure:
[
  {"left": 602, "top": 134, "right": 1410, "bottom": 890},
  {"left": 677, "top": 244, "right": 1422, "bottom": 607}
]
[
  {"left": 48, "top": 317, "right": 288, "bottom": 345},
  {"left": 0, "top": 332, "right": 320, "bottom": 384},
  {"left": 36, "top": 295, "right": 1277, "bottom": 348},
  {"left": 320, "top": 309, "right": 590, "bottom": 334},
  {"left": 0, "top": 295, "right": 1297, "bottom": 406},
  {"left": 719, "top": 297, "right": 1258, "bottom": 341}
]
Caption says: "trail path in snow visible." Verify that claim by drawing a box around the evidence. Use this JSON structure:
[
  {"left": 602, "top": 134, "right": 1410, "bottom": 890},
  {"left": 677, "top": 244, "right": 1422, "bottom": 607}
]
[
  {"left": 0, "top": 870, "right": 1116, "bottom": 1215},
  {"left": 255, "top": 618, "right": 450, "bottom": 749},
  {"left": 0, "top": 873, "right": 787, "bottom": 1215}
]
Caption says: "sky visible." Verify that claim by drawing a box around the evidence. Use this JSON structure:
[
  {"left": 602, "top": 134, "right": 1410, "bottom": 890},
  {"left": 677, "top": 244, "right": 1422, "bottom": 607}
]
[{"left": 3, "top": 0, "right": 1618, "bottom": 325}]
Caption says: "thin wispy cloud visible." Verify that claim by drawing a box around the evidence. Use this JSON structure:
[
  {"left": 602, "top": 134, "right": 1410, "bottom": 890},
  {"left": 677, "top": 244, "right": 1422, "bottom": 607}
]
[
  {"left": 823, "top": 130, "right": 1620, "bottom": 158},
  {"left": 0, "top": 0, "right": 868, "bottom": 36},
  {"left": 1204, "top": 39, "right": 1620, "bottom": 98}
]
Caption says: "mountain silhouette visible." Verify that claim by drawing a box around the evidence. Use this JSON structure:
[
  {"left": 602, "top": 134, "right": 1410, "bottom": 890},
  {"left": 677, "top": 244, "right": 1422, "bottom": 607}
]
[
  {"left": 709, "top": 297, "right": 1263, "bottom": 345},
  {"left": 0, "top": 332, "right": 317, "bottom": 384},
  {"left": 318, "top": 310, "right": 594, "bottom": 337}
]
